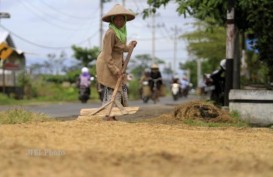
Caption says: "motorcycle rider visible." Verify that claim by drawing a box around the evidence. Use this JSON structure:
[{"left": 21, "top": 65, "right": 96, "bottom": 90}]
[
  {"left": 171, "top": 74, "right": 180, "bottom": 84},
  {"left": 171, "top": 74, "right": 181, "bottom": 100},
  {"left": 206, "top": 59, "right": 226, "bottom": 106},
  {"left": 139, "top": 68, "right": 151, "bottom": 102},
  {"left": 180, "top": 76, "right": 190, "bottom": 97},
  {"left": 149, "top": 64, "right": 163, "bottom": 102},
  {"left": 140, "top": 68, "right": 151, "bottom": 83},
  {"left": 76, "top": 67, "right": 92, "bottom": 103},
  {"left": 150, "top": 64, "right": 163, "bottom": 90}
]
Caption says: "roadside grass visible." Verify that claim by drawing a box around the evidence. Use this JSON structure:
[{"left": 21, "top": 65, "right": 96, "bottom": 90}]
[
  {"left": 0, "top": 93, "right": 17, "bottom": 105},
  {"left": 0, "top": 84, "right": 101, "bottom": 106},
  {"left": 0, "top": 108, "right": 52, "bottom": 124},
  {"left": 182, "top": 111, "right": 249, "bottom": 128}
]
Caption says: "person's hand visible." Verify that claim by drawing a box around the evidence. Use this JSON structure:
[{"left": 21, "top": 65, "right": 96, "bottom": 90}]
[
  {"left": 117, "top": 70, "right": 125, "bottom": 78},
  {"left": 129, "top": 40, "right": 137, "bottom": 48}
]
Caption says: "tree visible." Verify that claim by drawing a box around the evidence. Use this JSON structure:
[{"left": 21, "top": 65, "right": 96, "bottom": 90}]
[
  {"left": 181, "top": 20, "right": 226, "bottom": 71},
  {"left": 129, "top": 54, "right": 165, "bottom": 78},
  {"left": 47, "top": 51, "right": 67, "bottom": 75},
  {"left": 71, "top": 45, "right": 100, "bottom": 67},
  {"left": 239, "top": 1, "right": 273, "bottom": 83},
  {"left": 143, "top": 0, "right": 273, "bottom": 84}
]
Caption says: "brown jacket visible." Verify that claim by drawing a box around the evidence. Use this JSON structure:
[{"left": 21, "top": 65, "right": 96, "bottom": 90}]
[{"left": 96, "top": 28, "right": 129, "bottom": 90}]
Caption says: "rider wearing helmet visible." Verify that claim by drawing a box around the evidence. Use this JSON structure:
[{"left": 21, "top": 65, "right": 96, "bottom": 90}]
[
  {"left": 220, "top": 59, "right": 226, "bottom": 70},
  {"left": 80, "top": 67, "right": 91, "bottom": 86},
  {"left": 208, "top": 59, "right": 226, "bottom": 106},
  {"left": 76, "top": 67, "right": 92, "bottom": 101},
  {"left": 149, "top": 64, "right": 163, "bottom": 91}
]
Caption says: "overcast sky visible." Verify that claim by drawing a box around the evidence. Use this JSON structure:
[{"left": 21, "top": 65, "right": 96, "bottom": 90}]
[{"left": 0, "top": 0, "right": 196, "bottom": 73}]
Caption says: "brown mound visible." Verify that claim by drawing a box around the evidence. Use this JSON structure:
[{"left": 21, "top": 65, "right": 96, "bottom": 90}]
[{"left": 173, "top": 101, "right": 233, "bottom": 123}]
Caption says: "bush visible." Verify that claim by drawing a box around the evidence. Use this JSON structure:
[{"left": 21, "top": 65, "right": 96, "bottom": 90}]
[
  {"left": 128, "top": 79, "right": 141, "bottom": 100},
  {"left": 0, "top": 94, "right": 16, "bottom": 105}
]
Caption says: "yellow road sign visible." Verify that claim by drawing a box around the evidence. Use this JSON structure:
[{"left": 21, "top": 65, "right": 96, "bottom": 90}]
[{"left": 0, "top": 42, "right": 13, "bottom": 60}]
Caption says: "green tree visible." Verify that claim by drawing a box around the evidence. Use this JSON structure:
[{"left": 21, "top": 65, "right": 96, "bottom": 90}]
[
  {"left": 143, "top": 0, "right": 273, "bottom": 83},
  {"left": 182, "top": 20, "right": 226, "bottom": 70},
  {"left": 71, "top": 45, "right": 100, "bottom": 67},
  {"left": 130, "top": 54, "right": 165, "bottom": 78}
]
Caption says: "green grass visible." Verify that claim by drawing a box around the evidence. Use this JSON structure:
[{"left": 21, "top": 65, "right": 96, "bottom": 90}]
[
  {"left": 0, "top": 93, "right": 17, "bottom": 105},
  {"left": 0, "top": 108, "right": 52, "bottom": 124}
]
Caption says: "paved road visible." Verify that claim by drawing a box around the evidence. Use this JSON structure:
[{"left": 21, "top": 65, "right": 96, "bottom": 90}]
[{"left": 0, "top": 95, "right": 199, "bottom": 118}]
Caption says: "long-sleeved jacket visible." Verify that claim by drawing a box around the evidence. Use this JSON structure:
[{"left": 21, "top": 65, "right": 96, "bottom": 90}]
[{"left": 96, "top": 28, "right": 130, "bottom": 90}]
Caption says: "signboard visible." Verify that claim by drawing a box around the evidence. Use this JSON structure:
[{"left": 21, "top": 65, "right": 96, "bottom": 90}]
[{"left": 0, "top": 42, "right": 13, "bottom": 60}]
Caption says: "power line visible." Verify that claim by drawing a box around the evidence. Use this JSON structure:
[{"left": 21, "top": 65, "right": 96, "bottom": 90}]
[
  {"left": 0, "top": 24, "right": 99, "bottom": 50},
  {"left": 39, "top": 0, "right": 93, "bottom": 20},
  {"left": 17, "top": 0, "right": 96, "bottom": 31},
  {"left": 23, "top": 0, "right": 92, "bottom": 25}
]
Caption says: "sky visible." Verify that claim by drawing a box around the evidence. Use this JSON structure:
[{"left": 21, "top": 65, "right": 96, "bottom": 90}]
[{"left": 0, "top": 0, "right": 196, "bottom": 75}]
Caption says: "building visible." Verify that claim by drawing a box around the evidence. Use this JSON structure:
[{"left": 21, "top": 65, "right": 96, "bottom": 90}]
[{"left": 0, "top": 31, "right": 26, "bottom": 98}]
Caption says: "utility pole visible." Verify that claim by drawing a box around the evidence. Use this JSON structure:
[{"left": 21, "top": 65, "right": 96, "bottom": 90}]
[
  {"left": 147, "top": 13, "right": 163, "bottom": 65},
  {"left": 122, "top": 0, "right": 125, "bottom": 7},
  {"left": 152, "top": 13, "right": 155, "bottom": 64},
  {"left": 99, "top": 0, "right": 104, "bottom": 48},
  {"left": 171, "top": 25, "right": 182, "bottom": 74},
  {"left": 225, "top": 0, "right": 235, "bottom": 106},
  {"left": 196, "top": 59, "right": 203, "bottom": 88}
]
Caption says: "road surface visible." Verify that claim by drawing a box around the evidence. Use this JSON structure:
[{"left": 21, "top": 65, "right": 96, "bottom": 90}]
[{"left": 0, "top": 95, "right": 199, "bottom": 118}]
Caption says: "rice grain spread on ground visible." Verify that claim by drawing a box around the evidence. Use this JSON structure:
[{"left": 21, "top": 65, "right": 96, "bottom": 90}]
[{"left": 0, "top": 103, "right": 272, "bottom": 177}]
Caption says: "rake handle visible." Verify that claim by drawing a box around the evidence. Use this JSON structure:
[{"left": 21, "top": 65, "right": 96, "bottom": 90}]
[{"left": 106, "top": 46, "right": 134, "bottom": 116}]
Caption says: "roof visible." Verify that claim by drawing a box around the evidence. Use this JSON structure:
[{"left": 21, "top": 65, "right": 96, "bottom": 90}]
[
  {"left": 0, "top": 30, "right": 25, "bottom": 57},
  {"left": 0, "top": 30, "right": 16, "bottom": 48}
]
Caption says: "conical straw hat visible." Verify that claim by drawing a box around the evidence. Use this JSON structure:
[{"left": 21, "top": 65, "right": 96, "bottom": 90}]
[
  {"left": 151, "top": 64, "right": 159, "bottom": 69},
  {"left": 102, "top": 4, "right": 135, "bottom": 22}
]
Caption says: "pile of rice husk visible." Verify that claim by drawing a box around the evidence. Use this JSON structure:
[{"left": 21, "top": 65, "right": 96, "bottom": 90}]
[{"left": 173, "top": 101, "right": 233, "bottom": 123}]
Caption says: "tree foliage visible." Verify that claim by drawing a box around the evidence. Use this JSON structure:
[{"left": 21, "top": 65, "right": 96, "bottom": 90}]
[
  {"left": 182, "top": 20, "right": 226, "bottom": 68},
  {"left": 239, "top": 1, "right": 273, "bottom": 66},
  {"left": 144, "top": 0, "right": 273, "bottom": 81},
  {"left": 129, "top": 54, "right": 165, "bottom": 78},
  {"left": 71, "top": 45, "right": 100, "bottom": 67}
]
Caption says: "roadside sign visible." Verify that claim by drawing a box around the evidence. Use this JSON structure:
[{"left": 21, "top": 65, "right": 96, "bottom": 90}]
[{"left": 0, "top": 42, "right": 13, "bottom": 60}]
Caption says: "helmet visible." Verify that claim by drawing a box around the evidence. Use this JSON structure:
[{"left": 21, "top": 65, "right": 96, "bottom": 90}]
[
  {"left": 81, "top": 67, "right": 89, "bottom": 73},
  {"left": 151, "top": 64, "right": 159, "bottom": 69},
  {"left": 173, "top": 74, "right": 179, "bottom": 79},
  {"left": 220, "top": 59, "right": 226, "bottom": 70},
  {"left": 144, "top": 68, "right": 150, "bottom": 73}
]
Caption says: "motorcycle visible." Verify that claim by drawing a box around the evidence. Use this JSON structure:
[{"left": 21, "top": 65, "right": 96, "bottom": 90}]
[
  {"left": 171, "top": 82, "right": 180, "bottom": 101},
  {"left": 149, "top": 78, "right": 162, "bottom": 104},
  {"left": 78, "top": 86, "right": 90, "bottom": 103},
  {"left": 204, "top": 69, "right": 225, "bottom": 106},
  {"left": 77, "top": 76, "right": 94, "bottom": 104},
  {"left": 141, "top": 80, "right": 151, "bottom": 103}
]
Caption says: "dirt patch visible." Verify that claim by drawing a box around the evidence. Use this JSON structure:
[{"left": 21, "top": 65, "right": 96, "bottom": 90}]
[{"left": 0, "top": 104, "right": 273, "bottom": 177}]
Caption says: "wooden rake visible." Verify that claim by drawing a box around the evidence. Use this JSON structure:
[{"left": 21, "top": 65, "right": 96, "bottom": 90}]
[{"left": 91, "top": 46, "right": 135, "bottom": 117}]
